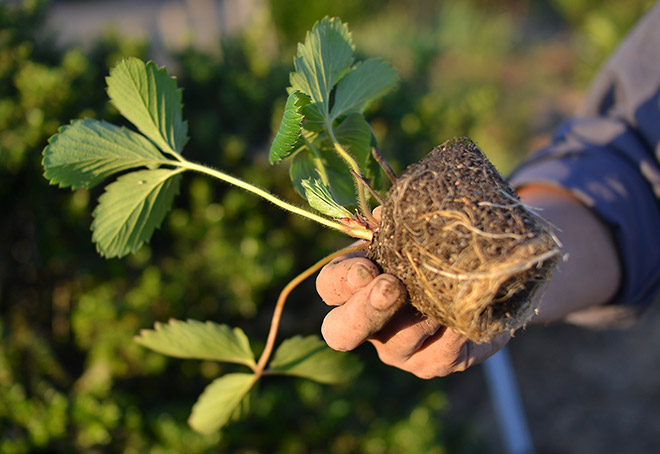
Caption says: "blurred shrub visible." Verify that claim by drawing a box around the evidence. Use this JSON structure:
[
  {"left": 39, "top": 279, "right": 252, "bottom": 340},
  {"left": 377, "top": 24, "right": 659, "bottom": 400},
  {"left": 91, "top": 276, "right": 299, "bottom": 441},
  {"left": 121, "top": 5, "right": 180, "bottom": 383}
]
[
  {"left": 0, "top": 0, "right": 653, "bottom": 453},
  {"left": 549, "top": 0, "right": 654, "bottom": 77}
]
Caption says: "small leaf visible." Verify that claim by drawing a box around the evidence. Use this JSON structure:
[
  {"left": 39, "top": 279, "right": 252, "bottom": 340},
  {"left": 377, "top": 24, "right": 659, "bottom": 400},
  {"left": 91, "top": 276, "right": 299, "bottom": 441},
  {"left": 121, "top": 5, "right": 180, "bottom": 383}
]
[
  {"left": 323, "top": 150, "right": 360, "bottom": 206},
  {"left": 188, "top": 373, "right": 256, "bottom": 434},
  {"left": 268, "top": 335, "right": 362, "bottom": 385},
  {"left": 330, "top": 58, "right": 398, "bottom": 120},
  {"left": 289, "top": 17, "right": 354, "bottom": 118},
  {"left": 290, "top": 149, "right": 321, "bottom": 197},
  {"left": 301, "top": 179, "right": 353, "bottom": 219},
  {"left": 43, "top": 119, "right": 166, "bottom": 189},
  {"left": 269, "top": 90, "right": 310, "bottom": 164},
  {"left": 106, "top": 57, "right": 188, "bottom": 156},
  {"left": 134, "top": 319, "right": 255, "bottom": 367},
  {"left": 333, "top": 113, "right": 383, "bottom": 192},
  {"left": 290, "top": 149, "right": 355, "bottom": 207},
  {"left": 91, "top": 168, "right": 181, "bottom": 258}
]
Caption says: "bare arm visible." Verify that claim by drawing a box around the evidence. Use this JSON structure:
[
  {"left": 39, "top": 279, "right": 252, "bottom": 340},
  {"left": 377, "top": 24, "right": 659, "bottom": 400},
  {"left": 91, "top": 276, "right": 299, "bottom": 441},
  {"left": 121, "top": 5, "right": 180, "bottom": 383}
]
[{"left": 517, "top": 184, "right": 622, "bottom": 324}]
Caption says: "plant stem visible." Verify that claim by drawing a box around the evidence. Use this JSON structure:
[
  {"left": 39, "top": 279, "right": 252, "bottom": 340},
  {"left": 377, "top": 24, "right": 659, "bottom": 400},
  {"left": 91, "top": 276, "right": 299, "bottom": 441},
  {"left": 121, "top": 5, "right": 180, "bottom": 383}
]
[
  {"left": 371, "top": 147, "right": 398, "bottom": 185},
  {"left": 175, "top": 158, "right": 372, "bottom": 241},
  {"left": 350, "top": 169, "right": 385, "bottom": 206},
  {"left": 302, "top": 135, "right": 330, "bottom": 185},
  {"left": 254, "top": 242, "right": 370, "bottom": 376}
]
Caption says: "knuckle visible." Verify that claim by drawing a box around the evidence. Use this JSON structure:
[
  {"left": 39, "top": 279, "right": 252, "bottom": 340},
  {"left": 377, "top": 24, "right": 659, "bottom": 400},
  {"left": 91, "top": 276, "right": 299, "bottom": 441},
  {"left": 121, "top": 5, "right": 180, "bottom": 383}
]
[
  {"left": 347, "top": 258, "right": 380, "bottom": 287},
  {"left": 316, "top": 257, "right": 379, "bottom": 306}
]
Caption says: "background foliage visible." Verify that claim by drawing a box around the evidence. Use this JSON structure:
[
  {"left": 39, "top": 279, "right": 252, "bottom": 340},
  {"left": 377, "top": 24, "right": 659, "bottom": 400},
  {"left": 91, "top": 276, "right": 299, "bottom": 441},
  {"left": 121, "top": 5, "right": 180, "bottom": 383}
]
[{"left": 0, "top": 0, "right": 653, "bottom": 452}]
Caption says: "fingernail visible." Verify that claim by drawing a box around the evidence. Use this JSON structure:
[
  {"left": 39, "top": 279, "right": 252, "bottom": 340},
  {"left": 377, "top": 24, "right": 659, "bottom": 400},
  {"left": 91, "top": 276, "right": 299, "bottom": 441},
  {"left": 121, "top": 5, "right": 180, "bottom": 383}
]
[
  {"left": 347, "top": 262, "right": 376, "bottom": 288},
  {"left": 371, "top": 278, "right": 401, "bottom": 311}
]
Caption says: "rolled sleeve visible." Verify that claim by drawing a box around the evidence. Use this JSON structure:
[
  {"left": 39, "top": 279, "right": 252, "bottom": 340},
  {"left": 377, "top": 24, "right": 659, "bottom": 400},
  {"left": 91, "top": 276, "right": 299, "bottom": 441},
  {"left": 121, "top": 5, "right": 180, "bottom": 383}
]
[
  {"left": 510, "top": 116, "right": 660, "bottom": 312},
  {"left": 508, "top": 2, "right": 660, "bottom": 324}
]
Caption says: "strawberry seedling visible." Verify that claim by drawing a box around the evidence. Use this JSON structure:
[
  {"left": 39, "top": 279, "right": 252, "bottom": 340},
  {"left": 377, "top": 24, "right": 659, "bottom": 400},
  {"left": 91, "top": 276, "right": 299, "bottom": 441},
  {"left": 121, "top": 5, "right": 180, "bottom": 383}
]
[{"left": 42, "top": 17, "right": 559, "bottom": 433}]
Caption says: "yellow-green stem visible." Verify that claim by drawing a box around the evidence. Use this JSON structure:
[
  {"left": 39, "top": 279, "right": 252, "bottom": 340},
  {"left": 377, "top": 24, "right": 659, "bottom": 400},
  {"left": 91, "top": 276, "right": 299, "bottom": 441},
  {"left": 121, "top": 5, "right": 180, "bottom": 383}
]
[
  {"left": 176, "top": 159, "right": 372, "bottom": 241},
  {"left": 327, "top": 126, "right": 371, "bottom": 217},
  {"left": 254, "top": 242, "right": 370, "bottom": 376}
]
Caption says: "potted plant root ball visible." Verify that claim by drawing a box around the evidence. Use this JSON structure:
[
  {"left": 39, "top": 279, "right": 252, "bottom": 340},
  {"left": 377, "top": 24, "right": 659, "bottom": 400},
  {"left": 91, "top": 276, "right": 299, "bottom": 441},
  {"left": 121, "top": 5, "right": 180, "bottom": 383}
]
[{"left": 368, "top": 137, "right": 561, "bottom": 343}]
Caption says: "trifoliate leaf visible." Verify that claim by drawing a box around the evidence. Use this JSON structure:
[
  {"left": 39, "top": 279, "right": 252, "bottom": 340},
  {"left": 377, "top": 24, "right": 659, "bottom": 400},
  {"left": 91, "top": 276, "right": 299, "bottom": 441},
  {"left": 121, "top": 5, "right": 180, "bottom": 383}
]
[
  {"left": 289, "top": 17, "right": 354, "bottom": 118},
  {"left": 91, "top": 168, "right": 181, "bottom": 258},
  {"left": 269, "top": 90, "right": 310, "bottom": 164},
  {"left": 188, "top": 373, "right": 256, "bottom": 434},
  {"left": 106, "top": 57, "right": 188, "bottom": 156},
  {"left": 42, "top": 119, "right": 166, "bottom": 189},
  {"left": 330, "top": 58, "right": 398, "bottom": 120},
  {"left": 134, "top": 319, "right": 255, "bottom": 367},
  {"left": 301, "top": 179, "right": 353, "bottom": 219},
  {"left": 269, "top": 335, "right": 362, "bottom": 385}
]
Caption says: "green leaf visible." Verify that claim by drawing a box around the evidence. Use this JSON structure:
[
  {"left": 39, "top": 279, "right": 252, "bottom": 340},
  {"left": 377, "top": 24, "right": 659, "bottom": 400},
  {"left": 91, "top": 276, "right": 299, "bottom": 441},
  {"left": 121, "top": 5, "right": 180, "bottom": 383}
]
[
  {"left": 42, "top": 119, "right": 166, "bottom": 189},
  {"left": 188, "top": 373, "right": 256, "bottom": 434},
  {"left": 268, "top": 335, "right": 362, "bottom": 385},
  {"left": 269, "top": 90, "right": 310, "bottom": 164},
  {"left": 323, "top": 148, "right": 361, "bottom": 206},
  {"left": 330, "top": 58, "right": 398, "bottom": 120},
  {"left": 290, "top": 148, "right": 355, "bottom": 207},
  {"left": 91, "top": 168, "right": 181, "bottom": 258},
  {"left": 106, "top": 57, "right": 188, "bottom": 156},
  {"left": 334, "top": 113, "right": 372, "bottom": 168},
  {"left": 134, "top": 319, "right": 255, "bottom": 367},
  {"left": 290, "top": 149, "right": 320, "bottom": 196},
  {"left": 289, "top": 17, "right": 354, "bottom": 118},
  {"left": 333, "top": 113, "right": 383, "bottom": 192},
  {"left": 301, "top": 179, "right": 354, "bottom": 219}
]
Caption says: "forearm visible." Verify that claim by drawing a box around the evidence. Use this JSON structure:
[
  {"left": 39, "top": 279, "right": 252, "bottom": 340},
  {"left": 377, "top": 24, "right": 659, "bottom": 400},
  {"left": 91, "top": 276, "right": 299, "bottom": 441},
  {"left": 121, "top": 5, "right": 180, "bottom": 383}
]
[{"left": 517, "top": 184, "right": 622, "bottom": 324}]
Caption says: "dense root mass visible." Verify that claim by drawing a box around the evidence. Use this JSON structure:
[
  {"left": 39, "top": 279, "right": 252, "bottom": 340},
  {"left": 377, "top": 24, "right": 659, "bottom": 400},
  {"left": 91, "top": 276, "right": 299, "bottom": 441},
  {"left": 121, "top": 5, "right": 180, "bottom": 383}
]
[{"left": 367, "top": 137, "right": 560, "bottom": 343}]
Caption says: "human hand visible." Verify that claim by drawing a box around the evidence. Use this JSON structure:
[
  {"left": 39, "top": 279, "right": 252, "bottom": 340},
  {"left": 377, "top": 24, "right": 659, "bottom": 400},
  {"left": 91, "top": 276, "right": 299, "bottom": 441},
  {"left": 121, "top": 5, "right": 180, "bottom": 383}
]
[{"left": 316, "top": 249, "right": 511, "bottom": 378}]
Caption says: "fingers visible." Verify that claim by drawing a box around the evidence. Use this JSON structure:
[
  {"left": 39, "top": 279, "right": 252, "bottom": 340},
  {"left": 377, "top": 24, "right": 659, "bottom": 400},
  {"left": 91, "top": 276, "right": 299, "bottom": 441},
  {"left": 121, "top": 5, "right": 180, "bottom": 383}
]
[
  {"left": 371, "top": 328, "right": 511, "bottom": 379},
  {"left": 316, "top": 254, "right": 379, "bottom": 306},
  {"left": 373, "top": 206, "right": 382, "bottom": 222},
  {"left": 371, "top": 307, "right": 444, "bottom": 357},
  {"left": 316, "top": 229, "right": 510, "bottom": 378},
  {"left": 321, "top": 274, "right": 406, "bottom": 351}
]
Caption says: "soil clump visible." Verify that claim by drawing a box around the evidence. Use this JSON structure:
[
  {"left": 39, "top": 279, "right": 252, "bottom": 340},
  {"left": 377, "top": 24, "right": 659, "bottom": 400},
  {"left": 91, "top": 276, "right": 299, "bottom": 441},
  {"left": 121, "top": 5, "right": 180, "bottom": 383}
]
[{"left": 367, "top": 137, "right": 560, "bottom": 343}]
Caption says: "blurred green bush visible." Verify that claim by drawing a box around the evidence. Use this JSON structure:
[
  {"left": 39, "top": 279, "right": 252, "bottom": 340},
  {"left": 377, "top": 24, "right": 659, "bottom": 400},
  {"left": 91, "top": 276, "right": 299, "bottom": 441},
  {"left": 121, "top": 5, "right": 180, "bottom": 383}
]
[{"left": 0, "top": 0, "right": 652, "bottom": 452}]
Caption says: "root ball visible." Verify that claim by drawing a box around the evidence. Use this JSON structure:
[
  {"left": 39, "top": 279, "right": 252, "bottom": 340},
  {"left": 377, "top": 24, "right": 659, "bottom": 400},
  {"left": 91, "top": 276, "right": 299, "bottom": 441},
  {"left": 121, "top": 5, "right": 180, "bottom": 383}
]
[{"left": 367, "top": 137, "right": 560, "bottom": 343}]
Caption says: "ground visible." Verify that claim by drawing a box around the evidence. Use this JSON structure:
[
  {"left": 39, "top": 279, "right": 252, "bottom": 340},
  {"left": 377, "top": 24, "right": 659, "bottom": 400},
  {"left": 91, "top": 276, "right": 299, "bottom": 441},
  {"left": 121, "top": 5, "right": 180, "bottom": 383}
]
[{"left": 445, "top": 301, "right": 660, "bottom": 453}]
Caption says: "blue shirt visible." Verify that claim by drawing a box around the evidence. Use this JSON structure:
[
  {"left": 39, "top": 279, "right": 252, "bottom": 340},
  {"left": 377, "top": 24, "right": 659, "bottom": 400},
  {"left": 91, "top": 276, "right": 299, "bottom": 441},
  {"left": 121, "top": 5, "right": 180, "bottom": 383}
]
[{"left": 509, "top": 2, "right": 660, "bottom": 313}]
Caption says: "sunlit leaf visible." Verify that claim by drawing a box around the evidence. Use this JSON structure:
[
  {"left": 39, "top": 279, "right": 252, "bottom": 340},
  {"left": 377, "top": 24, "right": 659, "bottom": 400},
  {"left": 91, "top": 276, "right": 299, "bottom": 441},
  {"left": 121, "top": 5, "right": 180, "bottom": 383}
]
[
  {"left": 42, "top": 119, "right": 166, "bottom": 189},
  {"left": 106, "top": 57, "right": 188, "bottom": 156},
  {"left": 301, "top": 179, "right": 353, "bottom": 219},
  {"left": 134, "top": 319, "right": 255, "bottom": 367},
  {"left": 268, "top": 335, "right": 362, "bottom": 385},
  {"left": 289, "top": 17, "right": 354, "bottom": 118},
  {"left": 91, "top": 168, "right": 181, "bottom": 258},
  {"left": 331, "top": 58, "right": 398, "bottom": 120},
  {"left": 188, "top": 373, "right": 256, "bottom": 434},
  {"left": 269, "top": 90, "right": 310, "bottom": 164}
]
